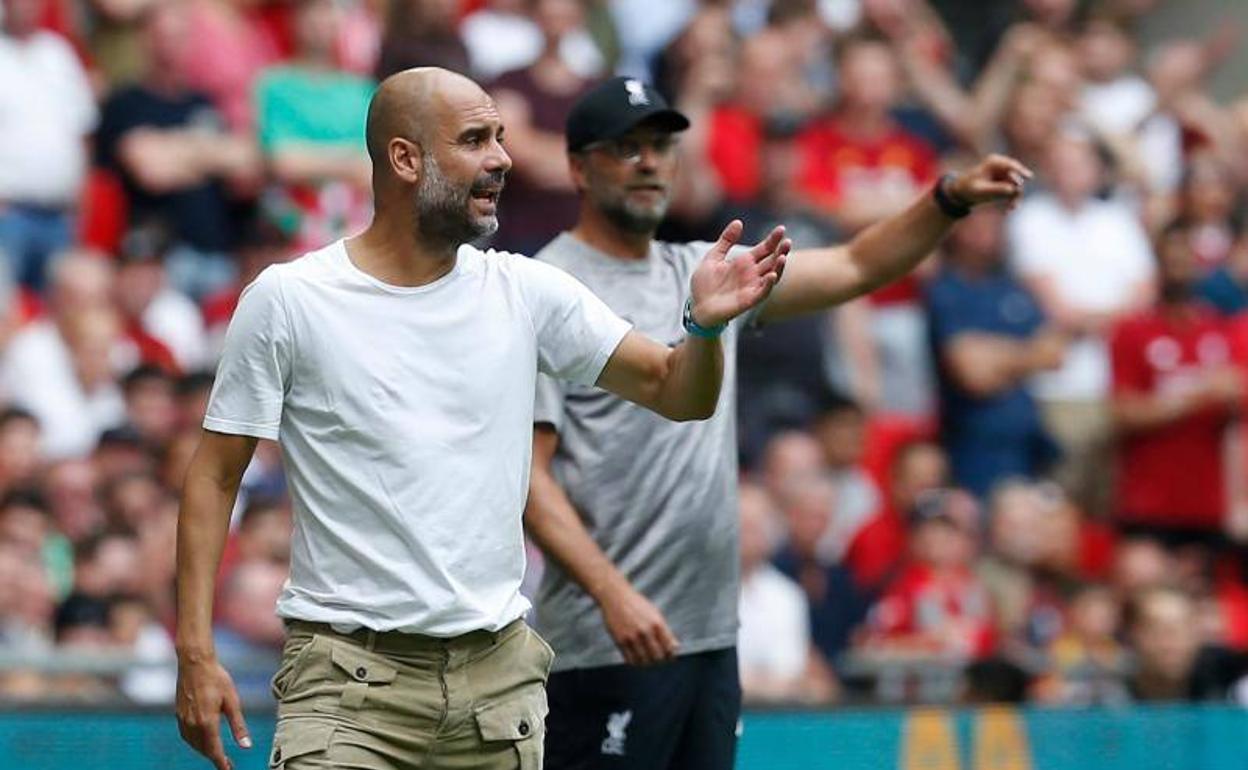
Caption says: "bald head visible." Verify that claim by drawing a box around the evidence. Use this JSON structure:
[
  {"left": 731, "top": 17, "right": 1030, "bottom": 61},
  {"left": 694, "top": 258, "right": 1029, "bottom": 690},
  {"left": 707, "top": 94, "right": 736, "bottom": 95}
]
[{"left": 365, "top": 67, "right": 492, "bottom": 170}]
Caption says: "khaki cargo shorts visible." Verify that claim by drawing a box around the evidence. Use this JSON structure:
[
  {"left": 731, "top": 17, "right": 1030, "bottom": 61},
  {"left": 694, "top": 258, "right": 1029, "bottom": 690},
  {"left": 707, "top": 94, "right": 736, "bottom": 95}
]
[{"left": 267, "top": 618, "right": 554, "bottom": 769}]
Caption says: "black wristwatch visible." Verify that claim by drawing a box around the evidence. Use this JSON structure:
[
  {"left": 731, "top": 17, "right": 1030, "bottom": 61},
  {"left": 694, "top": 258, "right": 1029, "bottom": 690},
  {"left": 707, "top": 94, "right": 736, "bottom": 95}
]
[{"left": 933, "top": 173, "right": 973, "bottom": 219}]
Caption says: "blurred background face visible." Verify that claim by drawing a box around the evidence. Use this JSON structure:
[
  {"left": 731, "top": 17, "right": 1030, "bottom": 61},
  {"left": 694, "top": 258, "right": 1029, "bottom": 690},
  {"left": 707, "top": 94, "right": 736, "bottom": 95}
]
[
  {"left": 532, "top": 0, "right": 583, "bottom": 42},
  {"left": 295, "top": 0, "right": 340, "bottom": 61},
  {"left": 1023, "top": 0, "right": 1077, "bottom": 27},
  {"left": 947, "top": 206, "right": 1006, "bottom": 271},
  {"left": 43, "top": 460, "right": 103, "bottom": 544},
  {"left": 814, "top": 407, "right": 865, "bottom": 469},
  {"left": 1182, "top": 157, "right": 1237, "bottom": 222},
  {"left": 239, "top": 504, "right": 293, "bottom": 563},
  {"left": 837, "top": 41, "right": 900, "bottom": 115},
  {"left": 761, "top": 431, "right": 826, "bottom": 503},
  {"left": 2, "top": 0, "right": 43, "bottom": 37},
  {"left": 0, "top": 502, "right": 47, "bottom": 556},
  {"left": 1113, "top": 539, "right": 1173, "bottom": 595},
  {"left": 989, "top": 484, "right": 1045, "bottom": 567},
  {"left": 1045, "top": 134, "right": 1103, "bottom": 204},
  {"left": 783, "top": 477, "right": 836, "bottom": 558},
  {"left": 1131, "top": 590, "right": 1201, "bottom": 683},
  {"left": 220, "top": 561, "right": 289, "bottom": 647},
  {"left": 0, "top": 417, "right": 40, "bottom": 487},
  {"left": 1078, "top": 21, "right": 1135, "bottom": 82},
  {"left": 738, "top": 483, "right": 779, "bottom": 571},
  {"left": 890, "top": 442, "right": 948, "bottom": 514},
  {"left": 126, "top": 376, "right": 178, "bottom": 446},
  {"left": 1156, "top": 227, "right": 1200, "bottom": 299},
  {"left": 1070, "top": 586, "right": 1120, "bottom": 640},
  {"left": 145, "top": 3, "right": 192, "bottom": 78}
]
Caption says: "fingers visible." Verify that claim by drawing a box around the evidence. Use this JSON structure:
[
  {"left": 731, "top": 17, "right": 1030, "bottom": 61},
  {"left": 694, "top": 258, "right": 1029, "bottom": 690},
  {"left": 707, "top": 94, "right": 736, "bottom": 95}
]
[
  {"left": 984, "top": 153, "right": 1033, "bottom": 180},
  {"left": 223, "top": 689, "right": 253, "bottom": 750},
  {"left": 748, "top": 225, "right": 786, "bottom": 262},
  {"left": 752, "top": 241, "right": 791, "bottom": 283},
  {"left": 710, "top": 219, "right": 744, "bottom": 260},
  {"left": 202, "top": 723, "right": 232, "bottom": 770}
]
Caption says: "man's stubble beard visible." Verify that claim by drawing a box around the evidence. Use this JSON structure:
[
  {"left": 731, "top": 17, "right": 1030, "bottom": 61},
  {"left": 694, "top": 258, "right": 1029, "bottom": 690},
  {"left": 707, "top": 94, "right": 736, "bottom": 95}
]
[
  {"left": 589, "top": 175, "right": 670, "bottom": 235},
  {"left": 414, "top": 155, "right": 500, "bottom": 248}
]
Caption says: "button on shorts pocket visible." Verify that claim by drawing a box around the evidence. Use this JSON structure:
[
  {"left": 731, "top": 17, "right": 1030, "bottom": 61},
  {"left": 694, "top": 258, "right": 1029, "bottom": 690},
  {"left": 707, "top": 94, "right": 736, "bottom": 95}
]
[
  {"left": 269, "top": 719, "right": 334, "bottom": 769},
  {"left": 475, "top": 687, "right": 548, "bottom": 769}
]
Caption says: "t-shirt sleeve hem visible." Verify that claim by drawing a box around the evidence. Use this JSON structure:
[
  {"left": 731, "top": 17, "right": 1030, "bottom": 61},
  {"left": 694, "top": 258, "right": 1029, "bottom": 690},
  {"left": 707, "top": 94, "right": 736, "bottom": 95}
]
[
  {"left": 202, "top": 416, "right": 280, "bottom": 441},
  {"left": 581, "top": 319, "right": 633, "bottom": 387}
]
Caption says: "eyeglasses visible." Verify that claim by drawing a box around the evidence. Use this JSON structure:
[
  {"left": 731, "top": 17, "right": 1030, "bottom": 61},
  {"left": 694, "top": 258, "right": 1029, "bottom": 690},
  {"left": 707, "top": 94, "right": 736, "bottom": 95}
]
[{"left": 582, "top": 134, "right": 681, "bottom": 164}]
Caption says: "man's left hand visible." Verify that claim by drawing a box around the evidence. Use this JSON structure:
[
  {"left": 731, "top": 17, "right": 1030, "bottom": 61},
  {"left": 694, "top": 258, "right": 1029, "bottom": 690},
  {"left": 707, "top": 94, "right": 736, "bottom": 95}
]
[
  {"left": 947, "top": 154, "right": 1034, "bottom": 210},
  {"left": 689, "top": 221, "right": 791, "bottom": 328}
]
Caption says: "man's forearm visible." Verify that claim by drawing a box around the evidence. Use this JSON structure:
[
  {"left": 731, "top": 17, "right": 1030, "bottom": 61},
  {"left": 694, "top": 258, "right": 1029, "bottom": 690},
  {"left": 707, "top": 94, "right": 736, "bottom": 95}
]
[
  {"left": 654, "top": 335, "right": 723, "bottom": 421},
  {"left": 842, "top": 189, "right": 955, "bottom": 297},
  {"left": 526, "top": 436, "right": 629, "bottom": 605},
  {"left": 175, "top": 472, "right": 241, "bottom": 659}
]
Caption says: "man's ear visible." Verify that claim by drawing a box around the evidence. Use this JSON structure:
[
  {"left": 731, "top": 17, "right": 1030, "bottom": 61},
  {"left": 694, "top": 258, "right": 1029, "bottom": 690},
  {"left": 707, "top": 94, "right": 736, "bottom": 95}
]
[
  {"left": 389, "top": 137, "right": 423, "bottom": 185},
  {"left": 567, "top": 152, "right": 587, "bottom": 194}
]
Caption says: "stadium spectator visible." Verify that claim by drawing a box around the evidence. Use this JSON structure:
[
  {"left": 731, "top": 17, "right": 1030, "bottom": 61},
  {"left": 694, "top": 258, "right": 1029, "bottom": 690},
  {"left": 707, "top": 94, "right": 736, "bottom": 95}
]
[
  {"left": 111, "top": 225, "right": 207, "bottom": 372},
  {"left": 1176, "top": 156, "right": 1241, "bottom": 270},
  {"left": 926, "top": 205, "right": 1063, "bottom": 497},
  {"left": 462, "top": 0, "right": 605, "bottom": 82},
  {"left": 375, "top": 0, "right": 471, "bottom": 80},
  {"left": 41, "top": 459, "right": 104, "bottom": 546},
  {"left": 180, "top": 0, "right": 280, "bottom": 132},
  {"left": 1038, "top": 583, "right": 1130, "bottom": 705},
  {"left": 94, "top": 0, "right": 261, "bottom": 286},
  {"left": 1125, "top": 586, "right": 1248, "bottom": 703},
  {"left": 489, "top": 0, "right": 597, "bottom": 254},
  {"left": 1008, "top": 127, "right": 1156, "bottom": 517},
  {"left": 0, "top": 253, "right": 129, "bottom": 459},
  {"left": 844, "top": 439, "right": 948, "bottom": 593},
  {"left": 759, "top": 429, "right": 828, "bottom": 503},
  {"left": 0, "top": 409, "right": 42, "bottom": 496},
  {"left": 737, "top": 482, "right": 837, "bottom": 705},
  {"left": 774, "top": 473, "right": 871, "bottom": 663},
  {"left": 255, "top": 0, "right": 375, "bottom": 253},
  {"left": 119, "top": 366, "right": 179, "bottom": 450},
  {"left": 211, "top": 559, "right": 286, "bottom": 703},
  {"left": 862, "top": 488, "right": 995, "bottom": 660},
  {"left": 1110, "top": 221, "right": 1244, "bottom": 548},
  {"left": 0, "top": 540, "right": 53, "bottom": 654},
  {"left": 0, "top": 0, "right": 98, "bottom": 291},
  {"left": 811, "top": 394, "right": 883, "bottom": 563},
  {"left": 1197, "top": 221, "right": 1248, "bottom": 315}
]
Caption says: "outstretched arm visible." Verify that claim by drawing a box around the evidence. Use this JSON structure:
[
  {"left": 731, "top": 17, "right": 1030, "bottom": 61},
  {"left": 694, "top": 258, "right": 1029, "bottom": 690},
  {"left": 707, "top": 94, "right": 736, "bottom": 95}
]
[
  {"left": 596, "top": 221, "right": 790, "bottom": 420},
  {"left": 760, "top": 155, "right": 1032, "bottom": 322}
]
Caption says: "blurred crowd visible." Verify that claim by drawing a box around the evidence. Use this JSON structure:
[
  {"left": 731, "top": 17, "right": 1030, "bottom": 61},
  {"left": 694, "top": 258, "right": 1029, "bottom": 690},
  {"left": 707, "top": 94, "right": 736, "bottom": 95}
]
[{"left": 3, "top": 0, "right": 1248, "bottom": 708}]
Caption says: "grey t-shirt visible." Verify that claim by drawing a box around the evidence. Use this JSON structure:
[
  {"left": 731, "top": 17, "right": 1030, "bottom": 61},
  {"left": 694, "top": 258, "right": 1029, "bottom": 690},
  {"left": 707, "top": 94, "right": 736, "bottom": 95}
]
[{"left": 532, "top": 233, "right": 747, "bottom": 671}]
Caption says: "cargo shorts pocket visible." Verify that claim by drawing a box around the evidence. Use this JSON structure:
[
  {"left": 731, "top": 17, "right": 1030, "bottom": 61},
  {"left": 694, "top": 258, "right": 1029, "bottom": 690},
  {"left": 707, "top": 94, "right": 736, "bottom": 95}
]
[
  {"left": 269, "top": 720, "right": 334, "bottom": 769},
  {"left": 475, "top": 688, "right": 548, "bottom": 769},
  {"left": 328, "top": 643, "right": 398, "bottom": 710}
]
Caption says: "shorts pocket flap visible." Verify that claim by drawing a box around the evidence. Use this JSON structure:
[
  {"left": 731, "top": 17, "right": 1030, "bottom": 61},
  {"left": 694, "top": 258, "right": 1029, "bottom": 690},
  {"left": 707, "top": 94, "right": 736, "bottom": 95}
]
[
  {"left": 269, "top": 720, "right": 333, "bottom": 768},
  {"left": 329, "top": 644, "right": 398, "bottom": 684},
  {"left": 475, "top": 689, "right": 548, "bottom": 742}
]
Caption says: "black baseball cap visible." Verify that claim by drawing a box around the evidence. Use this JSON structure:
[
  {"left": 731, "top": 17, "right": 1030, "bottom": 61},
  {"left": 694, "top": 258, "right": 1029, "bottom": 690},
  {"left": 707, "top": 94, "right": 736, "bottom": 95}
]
[{"left": 566, "top": 77, "right": 691, "bottom": 153}]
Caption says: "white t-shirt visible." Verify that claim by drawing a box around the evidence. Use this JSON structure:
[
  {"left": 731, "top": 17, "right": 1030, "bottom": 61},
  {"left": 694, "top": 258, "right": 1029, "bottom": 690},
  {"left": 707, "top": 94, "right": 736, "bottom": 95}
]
[
  {"left": 0, "top": 32, "right": 97, "bottom": 204},
  {"left": 738, "top": 564, "right": 810, "bottom": 681},
  {"left": 1007, "top": 194, "right": 1155, "bottom": 401},
  {"left": 0, "top": 321, "right": 129, "bottom": 459},
  {"left": 203, "top": 240, "right": 631, "bottom": 636}
]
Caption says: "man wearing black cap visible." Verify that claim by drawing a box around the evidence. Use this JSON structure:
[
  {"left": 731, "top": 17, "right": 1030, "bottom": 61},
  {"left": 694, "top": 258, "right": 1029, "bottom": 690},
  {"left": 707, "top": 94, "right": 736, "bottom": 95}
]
[{"left": 526, "top": 76, "right": 1032, "bottom": 769}]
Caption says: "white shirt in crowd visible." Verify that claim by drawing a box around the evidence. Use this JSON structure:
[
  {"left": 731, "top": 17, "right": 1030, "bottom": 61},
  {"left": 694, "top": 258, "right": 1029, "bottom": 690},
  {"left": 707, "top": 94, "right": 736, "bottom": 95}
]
[
  {"left": 204, "top": 240, "right": 631, "bottom": 636},
  {"left": 0, "top": 30, "right": 97, "bottom": 205},
  {"left": 1007, "top": 193, "right": 1155, "bottom": 402},
  {"left": 461, "top": 10, "right": 604, "bottom": 80},
  {"left": 0, "top": 321, "right": 128, "bottom": 459},
  {"left": 142, "top": 288, "right": 209, "bottom": 371},
  {"left": 738, "top": 563, "right": 811, "bottom": 682}
]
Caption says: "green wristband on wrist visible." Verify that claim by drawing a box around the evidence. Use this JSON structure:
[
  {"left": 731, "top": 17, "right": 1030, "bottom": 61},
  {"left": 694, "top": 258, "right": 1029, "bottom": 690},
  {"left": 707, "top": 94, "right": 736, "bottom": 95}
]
[{"left": 682, "top": 297, "right": 727, "bottom": 339}]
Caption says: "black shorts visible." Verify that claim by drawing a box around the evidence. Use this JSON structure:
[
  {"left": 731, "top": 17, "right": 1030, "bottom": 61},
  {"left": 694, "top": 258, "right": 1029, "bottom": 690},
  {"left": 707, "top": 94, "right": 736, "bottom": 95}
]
[{"left": 544, "top": 647, "right": 741, "bottom": 770}]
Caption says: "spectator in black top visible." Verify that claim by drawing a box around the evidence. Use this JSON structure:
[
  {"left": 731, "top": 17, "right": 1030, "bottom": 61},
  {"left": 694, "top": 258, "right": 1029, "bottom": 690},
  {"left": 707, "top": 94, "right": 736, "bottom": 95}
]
[
  {"left": 94, "top": 1, "right": 260, "bottom": 293},
  {"left": 1126, "top": 586, "right": 1248, "bottom": 702}
]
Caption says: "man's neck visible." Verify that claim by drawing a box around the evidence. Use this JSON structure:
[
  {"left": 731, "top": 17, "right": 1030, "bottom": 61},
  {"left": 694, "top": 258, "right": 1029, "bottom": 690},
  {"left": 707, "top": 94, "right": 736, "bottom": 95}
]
[
  {"left": 347, "top": 213, "right": 460, "bottom": 287},
  {"left": 835, "top": 107, "right": 892, "bottom": 140},
  {"left": 569, "top": 206, "right": 654, "bottom": 261}
]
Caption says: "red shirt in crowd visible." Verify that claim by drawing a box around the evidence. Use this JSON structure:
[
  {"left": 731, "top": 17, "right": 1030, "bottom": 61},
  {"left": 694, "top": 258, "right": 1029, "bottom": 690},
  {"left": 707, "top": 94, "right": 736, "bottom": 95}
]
[
  {"left": 707, "top": 105, "right": 764, "bottom": 203},
  {"left": 1110, "top": 305, "right": 1243, "bottom": 530},
  {"left": 867, "top": 563, "right": 996, "bottom": 658},
  {"left": 797, "top": 118, "right": 936, "bottom": 306}
]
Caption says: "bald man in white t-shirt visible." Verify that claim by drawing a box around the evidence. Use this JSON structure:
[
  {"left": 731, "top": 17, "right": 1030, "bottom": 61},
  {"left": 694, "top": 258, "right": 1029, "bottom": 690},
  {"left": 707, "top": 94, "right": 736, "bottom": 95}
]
[{"left": 173, "top": 68, "right": 789, "bottom": 770}]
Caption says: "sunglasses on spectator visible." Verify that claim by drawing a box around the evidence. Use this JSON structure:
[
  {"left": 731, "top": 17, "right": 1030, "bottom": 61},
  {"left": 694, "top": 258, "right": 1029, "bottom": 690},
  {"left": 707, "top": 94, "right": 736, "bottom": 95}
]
[{"left": 581, "top": 134, "right": 681, "bottom": 164}]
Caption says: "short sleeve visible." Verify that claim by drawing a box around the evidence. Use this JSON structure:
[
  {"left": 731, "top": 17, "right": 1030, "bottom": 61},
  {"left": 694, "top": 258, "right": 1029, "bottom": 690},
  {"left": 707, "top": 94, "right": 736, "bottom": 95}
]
[
  {"left": 202, "top": 267, "right": 292, "bottom": 440},
  {"left": 533, "top": 373, "right": 566, "bottom": 430},
  {"left": 516, "top": 258, "right": 632, "bottom": 386}
]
